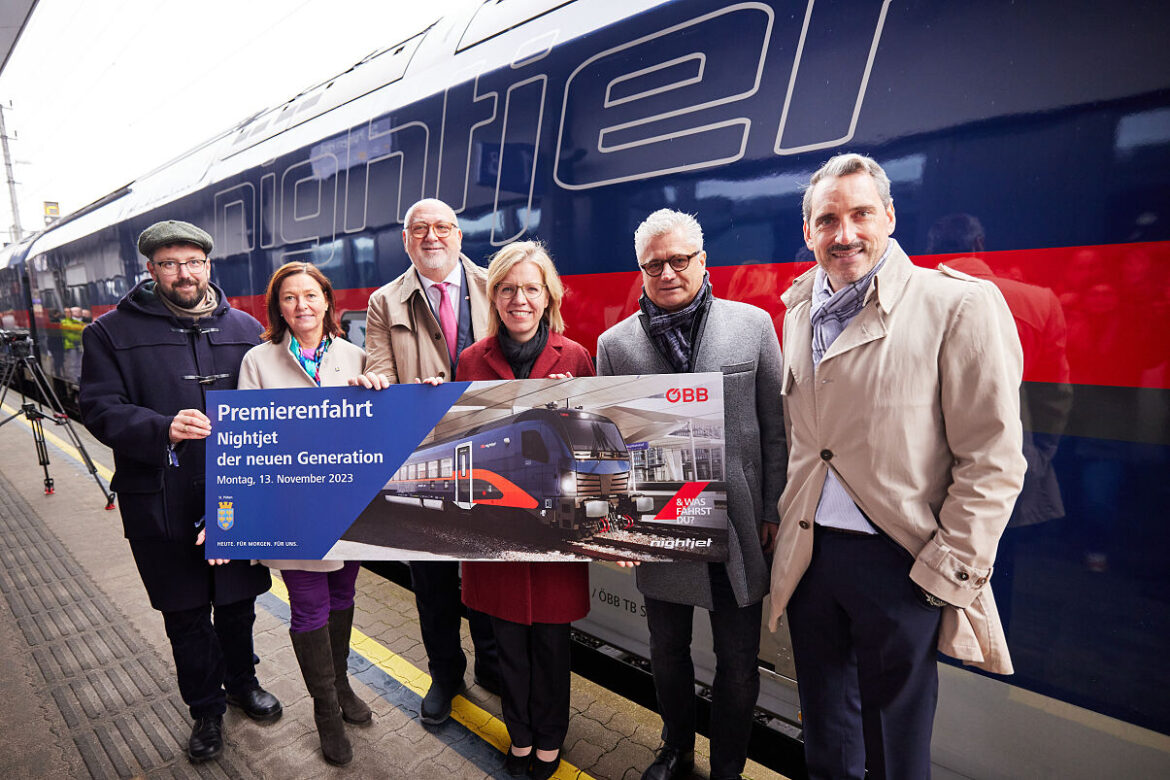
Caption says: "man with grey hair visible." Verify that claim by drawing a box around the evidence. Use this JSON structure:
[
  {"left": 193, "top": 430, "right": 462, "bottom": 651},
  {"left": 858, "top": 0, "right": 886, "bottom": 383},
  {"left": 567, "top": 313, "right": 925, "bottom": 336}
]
[
  {"left": 768, "top": 154, "right": 1026, "bottom": 779},
  {"left": 80, "top": 219, "right": 281, "bottom": 762},
  {"left": 358, "top": 198, "right": 501, "bottom": 726},
  {"left": 597, "top": 209, "right": 785, "bottom": 780}
]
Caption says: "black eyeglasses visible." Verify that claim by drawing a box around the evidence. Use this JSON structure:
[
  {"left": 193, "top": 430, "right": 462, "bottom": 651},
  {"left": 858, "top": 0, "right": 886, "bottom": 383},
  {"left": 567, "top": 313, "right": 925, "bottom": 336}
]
[
  {"left": 639, "top": 250, "right": 701, "bottom": 277},
  {"left": 152, "top": 258, "right": 208, "bottom": 274},
  {"left": 407, "top": 221, "right": 456, "bottom": 239}
]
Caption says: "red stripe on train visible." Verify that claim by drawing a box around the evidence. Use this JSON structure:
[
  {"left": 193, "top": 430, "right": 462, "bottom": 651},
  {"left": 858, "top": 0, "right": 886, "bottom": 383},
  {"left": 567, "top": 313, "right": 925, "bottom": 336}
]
[
  {"left": 557, "top": 241, "right": 1170, "bottom": 391},
  {"left": 386, "top": 469, "right": 539, "bottom": 509},
  {"left": 227, "top": 241, "right": 1170, "bottom": 391}
]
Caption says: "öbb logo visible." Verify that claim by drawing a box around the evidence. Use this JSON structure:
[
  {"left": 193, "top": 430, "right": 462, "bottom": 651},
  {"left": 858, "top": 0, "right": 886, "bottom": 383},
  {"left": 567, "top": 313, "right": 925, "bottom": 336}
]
[{"left": 665, "top": 388, "right": 709, "bottom": 403}]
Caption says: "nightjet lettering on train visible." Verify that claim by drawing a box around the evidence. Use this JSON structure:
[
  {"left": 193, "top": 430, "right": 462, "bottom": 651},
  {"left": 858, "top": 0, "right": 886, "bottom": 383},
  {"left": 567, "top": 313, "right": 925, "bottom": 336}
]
[{"left": 212, "top": 1, "right": 889, "bottom": 255}]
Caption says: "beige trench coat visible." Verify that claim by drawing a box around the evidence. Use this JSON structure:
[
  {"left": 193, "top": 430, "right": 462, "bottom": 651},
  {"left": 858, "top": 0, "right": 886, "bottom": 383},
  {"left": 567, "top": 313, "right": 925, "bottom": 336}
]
[
  {"left": 768, "top": 245, "right": 1026, "bottom": 674},
  {"left": 238, "top": 332, "right": 367, "bottom": 572},
  {"left": 363, "top": 255, "right": 489, "bottom": 383}
]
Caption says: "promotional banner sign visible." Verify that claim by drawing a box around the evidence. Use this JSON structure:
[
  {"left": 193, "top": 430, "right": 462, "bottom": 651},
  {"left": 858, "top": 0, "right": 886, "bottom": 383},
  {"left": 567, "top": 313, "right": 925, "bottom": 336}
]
[{"left": 206, "top": 373, "right": 728, "bottom": 562}]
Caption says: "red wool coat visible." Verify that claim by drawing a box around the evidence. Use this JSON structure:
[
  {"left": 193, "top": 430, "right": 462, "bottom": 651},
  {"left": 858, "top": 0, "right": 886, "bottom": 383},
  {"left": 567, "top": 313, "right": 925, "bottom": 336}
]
[{"left": 457, "top": 330, "right": 594, "bottom": 625}]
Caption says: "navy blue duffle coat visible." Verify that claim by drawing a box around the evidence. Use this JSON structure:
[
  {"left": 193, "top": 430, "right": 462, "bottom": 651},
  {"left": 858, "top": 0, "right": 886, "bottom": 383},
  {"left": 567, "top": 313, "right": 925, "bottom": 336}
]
[{"left": 80, "top": 279, "right": 271, "bottom": 611}]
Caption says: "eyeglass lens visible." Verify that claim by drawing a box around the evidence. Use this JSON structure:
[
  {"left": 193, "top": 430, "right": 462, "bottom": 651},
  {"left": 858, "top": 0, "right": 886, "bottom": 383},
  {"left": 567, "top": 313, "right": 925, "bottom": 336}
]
[{"left": 409, "top": 222, "right": 454, "bottom": 239}]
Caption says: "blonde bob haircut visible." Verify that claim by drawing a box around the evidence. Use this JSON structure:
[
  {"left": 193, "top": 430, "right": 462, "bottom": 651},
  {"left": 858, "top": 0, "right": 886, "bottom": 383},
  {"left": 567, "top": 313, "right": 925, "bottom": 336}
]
[{"left": 485, "top": 240, "right": 565, "bottom": 338}]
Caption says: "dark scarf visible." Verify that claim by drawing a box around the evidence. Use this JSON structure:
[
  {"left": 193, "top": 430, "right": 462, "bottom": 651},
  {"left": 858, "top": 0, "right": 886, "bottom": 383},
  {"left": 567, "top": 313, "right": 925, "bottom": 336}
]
[
  {"left": 639, "top": 274, "right": 711, "bottom": 373},
  {"left": 499, "top": 319, "right": 549, "bottom": 379}
]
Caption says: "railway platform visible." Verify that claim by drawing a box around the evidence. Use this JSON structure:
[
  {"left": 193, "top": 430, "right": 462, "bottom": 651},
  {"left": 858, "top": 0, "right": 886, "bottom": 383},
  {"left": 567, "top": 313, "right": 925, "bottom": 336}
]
[{"left": 0, "top": 399, "right": 789, "bottom": 780}]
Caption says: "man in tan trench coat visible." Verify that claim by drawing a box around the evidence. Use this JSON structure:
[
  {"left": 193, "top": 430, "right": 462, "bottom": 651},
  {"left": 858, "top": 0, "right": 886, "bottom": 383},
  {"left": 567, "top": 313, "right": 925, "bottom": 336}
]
[
  {"left": 768, "top": 154, "right": 1026, "bottom": 780},
  {"left": 357, "top": 198, "right": 500, "bottom": 726}
]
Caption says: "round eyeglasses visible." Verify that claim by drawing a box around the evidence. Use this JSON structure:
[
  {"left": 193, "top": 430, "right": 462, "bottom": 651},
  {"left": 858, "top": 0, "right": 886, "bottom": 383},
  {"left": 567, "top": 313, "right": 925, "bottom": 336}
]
[
  {"left": 639, "top": 250, "right": 701, "bottom": 277},
  {"left": 497, "top": 283, "right": 546, "bottom": 300}
]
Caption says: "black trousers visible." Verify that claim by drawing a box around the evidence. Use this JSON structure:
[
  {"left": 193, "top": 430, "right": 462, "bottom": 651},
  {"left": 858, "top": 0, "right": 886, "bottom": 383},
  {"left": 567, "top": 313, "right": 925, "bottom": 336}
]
[
  {"left": 491, "top": 617, "right": 572, "bottom": 751},
  {"left": 161, "top": 597, "right": 259, "bottom": 719},
  {"left": 409, "top": 561, "right": 499, "bottom": 690},
  {"left": 787, "top": 527, "right": 943, "bottom": 780},
  {"left": 644, "top": 564, "right": 762, "bottom": 780}
]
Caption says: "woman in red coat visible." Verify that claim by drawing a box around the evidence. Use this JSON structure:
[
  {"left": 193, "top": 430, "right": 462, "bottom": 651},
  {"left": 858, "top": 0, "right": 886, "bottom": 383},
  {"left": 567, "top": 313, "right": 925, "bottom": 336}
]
[{"left": 456, "top": 240, "right": 593, "bottom": 779}]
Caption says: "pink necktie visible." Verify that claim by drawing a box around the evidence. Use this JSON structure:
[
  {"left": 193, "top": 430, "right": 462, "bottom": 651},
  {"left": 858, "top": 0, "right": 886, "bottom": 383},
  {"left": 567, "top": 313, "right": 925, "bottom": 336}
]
[{"left": 437, "top": 282, "right": 457, "bottom": 364}]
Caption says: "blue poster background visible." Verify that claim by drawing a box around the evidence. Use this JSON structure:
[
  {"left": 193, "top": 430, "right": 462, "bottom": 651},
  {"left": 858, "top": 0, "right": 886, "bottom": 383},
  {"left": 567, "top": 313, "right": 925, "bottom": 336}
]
[{"left": 205, "top": 383, "right": 468, "bottom": 558}]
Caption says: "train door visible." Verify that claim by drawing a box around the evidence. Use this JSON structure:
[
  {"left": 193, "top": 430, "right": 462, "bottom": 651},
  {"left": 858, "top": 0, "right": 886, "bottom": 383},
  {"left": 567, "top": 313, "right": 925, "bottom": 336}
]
[{"left": 454, "top": 442, "right": 473, "bottom": 509}]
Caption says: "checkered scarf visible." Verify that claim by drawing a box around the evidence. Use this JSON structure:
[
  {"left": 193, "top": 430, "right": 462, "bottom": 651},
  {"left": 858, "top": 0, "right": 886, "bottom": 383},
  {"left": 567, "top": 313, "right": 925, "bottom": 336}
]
[
  {"left": 810, "top": 243, "right": 891, "bottom": 366},
  {"left": 639, "top": 274, "right": 711, "bottom": 373}
]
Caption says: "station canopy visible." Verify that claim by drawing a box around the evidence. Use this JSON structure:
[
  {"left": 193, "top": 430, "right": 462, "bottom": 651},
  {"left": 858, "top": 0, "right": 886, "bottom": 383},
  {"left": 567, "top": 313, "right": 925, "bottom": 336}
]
[{"left": 0, "top": 0, "right": 38, "bottom": 76}]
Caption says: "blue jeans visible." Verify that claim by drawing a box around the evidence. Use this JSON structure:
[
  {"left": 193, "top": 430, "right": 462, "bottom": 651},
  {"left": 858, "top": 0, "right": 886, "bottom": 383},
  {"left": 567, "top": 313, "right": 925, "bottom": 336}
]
[{"left": 644, "top": 564, "right": 762, "bottom": 780}]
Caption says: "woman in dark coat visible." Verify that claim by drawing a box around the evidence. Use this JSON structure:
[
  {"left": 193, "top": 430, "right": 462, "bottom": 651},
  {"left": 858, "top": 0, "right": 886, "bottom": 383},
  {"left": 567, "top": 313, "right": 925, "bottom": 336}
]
[{"left": 453, "top": 241, "right": 593, "bottom": 779}]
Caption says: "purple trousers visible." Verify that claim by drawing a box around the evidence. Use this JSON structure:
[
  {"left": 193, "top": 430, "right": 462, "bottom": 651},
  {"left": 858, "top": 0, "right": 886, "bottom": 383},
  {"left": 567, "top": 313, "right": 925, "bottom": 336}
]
[{"left": 282, "top": 561, "right": 362, "bottom": 633}]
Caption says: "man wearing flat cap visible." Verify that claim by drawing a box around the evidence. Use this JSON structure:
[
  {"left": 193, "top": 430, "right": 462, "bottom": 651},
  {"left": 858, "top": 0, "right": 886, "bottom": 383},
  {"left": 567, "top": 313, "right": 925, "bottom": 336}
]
[{"left": 80, "top": 219, "right": 282, "bottom": 763}]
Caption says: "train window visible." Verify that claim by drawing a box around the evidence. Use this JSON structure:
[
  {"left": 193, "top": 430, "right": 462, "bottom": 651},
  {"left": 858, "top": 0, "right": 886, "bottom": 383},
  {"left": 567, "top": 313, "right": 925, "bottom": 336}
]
[
  {"left": 521, "top": 430, "right": 549, "bottom": 463},
  {"left": 441, "top": 458, "right": 453, "bottom": 477},
  {"left": 456, "top": 0, "right": 575, "bottom": 53},
  {"left": 408, "top": 464, "right": 416, "bottom": 480}
]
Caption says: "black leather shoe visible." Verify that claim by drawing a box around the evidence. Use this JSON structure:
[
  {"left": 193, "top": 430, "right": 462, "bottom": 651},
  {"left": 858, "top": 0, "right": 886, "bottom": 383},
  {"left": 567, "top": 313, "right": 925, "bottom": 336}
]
[
  {"left": 529, "top": 750, "right": 561, "bottom": 780},
  {"left": 186, "top": 715, "right": 223, "bottom": 763},
  {"left": 420, "top": 681, "right": 463, "bottom": 726},
  {"left": 226, "top": 686, "right": 283, "bottom": 722},
  {"left": 503, "top": 746, "right": 530, "bottom": 776},
  {"left": 641, "top": 745, "right": 694, "bottom": 780}
]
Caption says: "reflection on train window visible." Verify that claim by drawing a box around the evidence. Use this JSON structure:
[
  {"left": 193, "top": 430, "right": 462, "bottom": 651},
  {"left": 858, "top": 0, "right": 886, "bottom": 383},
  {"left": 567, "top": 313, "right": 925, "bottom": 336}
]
[
  {"left": 522, "top": 430, "right": 549, "bottom": 462},
  {"left": 562, "top": 417, "right": 625, "bottom": 456},
  {"left": 441, "top": 457, "right": 453, "bottom": 477}
]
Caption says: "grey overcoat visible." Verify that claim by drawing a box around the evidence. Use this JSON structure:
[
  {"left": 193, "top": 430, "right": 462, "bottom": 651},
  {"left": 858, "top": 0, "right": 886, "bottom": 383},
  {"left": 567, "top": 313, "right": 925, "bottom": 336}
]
[{"left": 596, "top": 296, "right": 786, "bottom": 609}]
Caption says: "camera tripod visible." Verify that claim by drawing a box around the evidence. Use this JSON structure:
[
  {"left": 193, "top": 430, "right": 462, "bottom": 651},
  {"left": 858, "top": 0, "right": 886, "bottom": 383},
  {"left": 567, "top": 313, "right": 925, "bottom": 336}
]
[{"left": 0, "top": 331, "right": 115, "bottom": 509}]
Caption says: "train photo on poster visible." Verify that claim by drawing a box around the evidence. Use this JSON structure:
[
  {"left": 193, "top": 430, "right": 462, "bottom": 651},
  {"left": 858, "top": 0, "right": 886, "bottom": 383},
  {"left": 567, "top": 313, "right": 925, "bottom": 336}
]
[
  {"left": 1, "top": 0, "right": 1168, "bottom": 776},
  {"left": 383, "top": 406, "right": 652, "bottom": 536}
]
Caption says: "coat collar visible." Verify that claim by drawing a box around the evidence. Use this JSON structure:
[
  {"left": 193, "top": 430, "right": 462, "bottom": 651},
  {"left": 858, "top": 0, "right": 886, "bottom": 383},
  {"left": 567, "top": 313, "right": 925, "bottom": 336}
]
[
  {"left": 780, "top": 239, "right": 914, "bottom": 316},
  {"left": 397, "top": 253, "right": 475, "bottom": 305},
  {"left": 122, "top": 278, "right": 231, "bottom": 321},
  {"left": 481, "top": 330, "right": 565, "bottom": 379}
]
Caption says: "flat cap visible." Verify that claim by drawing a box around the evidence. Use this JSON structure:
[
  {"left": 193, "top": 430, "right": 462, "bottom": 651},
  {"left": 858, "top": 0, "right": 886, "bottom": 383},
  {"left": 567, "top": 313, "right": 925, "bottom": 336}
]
[{"left": 137, "top": 220, "right": 213, "bottom": 259}]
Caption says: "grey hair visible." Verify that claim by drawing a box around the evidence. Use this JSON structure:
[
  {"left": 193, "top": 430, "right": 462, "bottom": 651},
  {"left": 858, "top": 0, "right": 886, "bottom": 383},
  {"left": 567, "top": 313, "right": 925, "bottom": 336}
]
[
  {"left": 802, "top": 153, "right": 892, "bottom": 222},
  {"left": 633, "top": 209, "right": 704, "bottom": 261}
]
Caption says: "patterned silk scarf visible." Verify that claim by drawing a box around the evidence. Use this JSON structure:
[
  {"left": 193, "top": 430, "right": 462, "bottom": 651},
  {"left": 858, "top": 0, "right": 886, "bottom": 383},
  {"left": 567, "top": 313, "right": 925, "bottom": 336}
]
[
  {"left": 809, "top": 244, "right": 891, "bottom": 367},
  {"left": 290, "top": 335, "right": 330, "bottom": 386},
  {"left": 639, "top": 274, "right": 711, "bottom": 373}
]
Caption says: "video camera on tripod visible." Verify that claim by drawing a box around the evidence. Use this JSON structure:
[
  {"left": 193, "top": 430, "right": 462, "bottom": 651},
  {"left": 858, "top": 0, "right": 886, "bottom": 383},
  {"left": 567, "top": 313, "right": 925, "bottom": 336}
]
[
  {"left": 0, "top": 327, "right": 115, "bottom": 508},
  {"left": 0, "top": 328, "right": 34, "bottom": 357}
]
